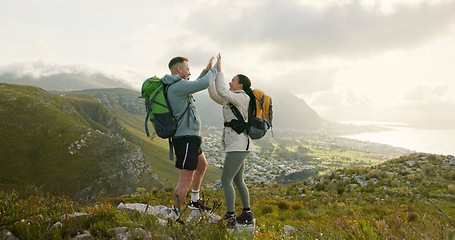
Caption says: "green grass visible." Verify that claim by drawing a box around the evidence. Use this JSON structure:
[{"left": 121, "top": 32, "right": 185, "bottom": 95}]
[{"left": 1, "top": 153, "right": 453, "bottom": 239}]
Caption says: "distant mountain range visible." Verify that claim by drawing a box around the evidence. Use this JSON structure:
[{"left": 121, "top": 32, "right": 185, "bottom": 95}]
[
  {"left": 0, "top": 71, "right": 131, "bottom": 91},
  {"left": 0, "top": 71, "right": 327, "bottom": 130}
]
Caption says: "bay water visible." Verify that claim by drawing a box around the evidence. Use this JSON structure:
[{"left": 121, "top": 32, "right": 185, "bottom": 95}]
[{"left": 341, "top": 121, "right": 455, "bottom": 156}]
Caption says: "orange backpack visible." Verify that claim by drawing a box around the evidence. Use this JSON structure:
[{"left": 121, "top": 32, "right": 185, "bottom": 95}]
[{"left": 231, "top": 89, "right": 273, "bottom": 140}]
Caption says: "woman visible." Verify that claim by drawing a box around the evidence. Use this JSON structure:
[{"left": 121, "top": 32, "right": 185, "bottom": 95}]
[{"left": 208, "top": 54, "right": 255, "bottom": 226}]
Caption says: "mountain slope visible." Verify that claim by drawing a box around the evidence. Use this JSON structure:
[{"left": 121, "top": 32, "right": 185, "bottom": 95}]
[
  {"left": 193, "top": 88, "right": 326, "bottom": 129},
  {"left": 0, "top": 83, "right": 161, "bottom": 201},
  {"left": 267, "top": 88, "right": 324, "bottom": 128},
  {"left": 69, "top": 88, "right": 222, "bottom": 183}
]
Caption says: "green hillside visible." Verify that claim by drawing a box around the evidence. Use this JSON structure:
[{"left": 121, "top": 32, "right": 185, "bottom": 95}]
[
  {"left": 0, "top": 84, "right": 221, "bottom": 201},
  {"left": 0, "top": 84, "right": 164, "bottom": 201}
]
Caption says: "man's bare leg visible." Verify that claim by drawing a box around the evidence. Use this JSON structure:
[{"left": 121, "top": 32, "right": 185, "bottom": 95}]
[
  {"left": 173, "top": 169, "right": 194, "bottom": 209},
  {"left": 191, "top": 153, "right": 208, "bottom": 192}
]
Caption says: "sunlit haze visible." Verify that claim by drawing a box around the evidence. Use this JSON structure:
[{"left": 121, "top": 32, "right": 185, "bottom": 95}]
[{"left": 1, "top": 0, "right": 455, "bottom": 129}]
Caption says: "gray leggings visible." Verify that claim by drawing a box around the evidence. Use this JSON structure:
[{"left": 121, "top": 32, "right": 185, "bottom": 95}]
[{"left": 221, "top": 151, "right": 250, "bottom": 212}]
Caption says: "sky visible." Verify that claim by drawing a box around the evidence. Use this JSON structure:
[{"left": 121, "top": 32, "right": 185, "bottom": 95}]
[{"left": 1, "top": 0, "right": 455, "bottom": 129}]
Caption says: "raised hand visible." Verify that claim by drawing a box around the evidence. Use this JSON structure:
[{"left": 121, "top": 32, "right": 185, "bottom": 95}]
[
  {"left": 215, "top": 53, "right": 222, "bottom": 73},
  {"left": 205, "top": 57, "right": 214, "bottom": 72}
]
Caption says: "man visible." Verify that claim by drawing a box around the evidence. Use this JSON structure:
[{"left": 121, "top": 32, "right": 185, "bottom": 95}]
[{"left": 162, "top": 55, "right": 219, "bottom": 221}]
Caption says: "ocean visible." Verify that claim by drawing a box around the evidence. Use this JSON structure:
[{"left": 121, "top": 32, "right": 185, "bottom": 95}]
[{"left": 341, "top": 121, "right": 455, "bottom": 156}]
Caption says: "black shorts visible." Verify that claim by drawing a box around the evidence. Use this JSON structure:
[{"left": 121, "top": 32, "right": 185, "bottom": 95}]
[{"left": 172, "top": 136, "right": 203, "bottom": 170}]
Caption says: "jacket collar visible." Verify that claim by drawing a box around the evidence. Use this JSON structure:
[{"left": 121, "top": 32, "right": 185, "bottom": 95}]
[{"left": 232, "top": 90, "right": 245, "bottom": 93}]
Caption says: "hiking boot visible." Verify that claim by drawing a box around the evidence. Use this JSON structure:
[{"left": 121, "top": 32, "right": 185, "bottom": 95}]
[
  {"left": 169, "top": 208, "right": 184, "bottom": 224},
  {"left": 236, "top": 211, "right": 254, "bottom": 224},
  {"left": 188, "top": 200, "right": 211, "bottom": 211},
  {"left": 222, "top": 213, "right": 236, "bottom": 228}
]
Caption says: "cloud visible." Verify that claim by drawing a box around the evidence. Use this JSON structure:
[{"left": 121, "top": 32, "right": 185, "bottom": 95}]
[
  {"left": 186, "top": 0, "right": 455, "bottom": 62},
  {"left": 399, "top": 84, "right": 455, "bottom": 127},
  {"left": 278, "top": 66, "right": 339, "bottom": 94},
  {"left": 307, "top": 83, "right": 455, "bottom": 128},
  {"left": 307, "top": 88, "right": 371, "bottom": 107},
  {"left": 2, "top": 0, "right": 455, "bottom": 129},
  {"left": 0, "top": 61, "right": 143, "bottom": 90},
  {"left": 403, "top": 84, "right": 452, "bottom": 103},
  {"left": 0, "top": 61, "right": 94, "bottom": 79}
]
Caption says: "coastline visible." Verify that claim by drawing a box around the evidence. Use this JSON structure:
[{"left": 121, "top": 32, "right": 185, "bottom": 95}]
[{"left": 340, "top": 121, "right": 455, "bottom": 156}]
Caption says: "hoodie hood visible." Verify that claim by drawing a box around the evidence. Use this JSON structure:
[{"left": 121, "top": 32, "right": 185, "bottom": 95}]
[{"left": 162, "top": 74, "right": 182, "bottom": 85}]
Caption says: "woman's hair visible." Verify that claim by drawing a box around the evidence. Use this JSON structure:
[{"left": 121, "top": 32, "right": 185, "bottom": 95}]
[{"left": 237, "top": 74, "right": 252, "bottom": 92}]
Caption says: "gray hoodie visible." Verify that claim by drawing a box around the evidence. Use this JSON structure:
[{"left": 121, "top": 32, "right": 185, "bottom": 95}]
[{"left": 162, "top": 66, "right": 218, "bottom": 137}]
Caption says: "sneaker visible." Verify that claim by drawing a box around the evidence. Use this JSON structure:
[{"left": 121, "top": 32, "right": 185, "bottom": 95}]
[
  {"left": 169, "top": 208, "right": 183, "bottom": 224},
  {"left": 188, "top": 200, "right": 211, "bottom": 211},
  {"left": 236, "top": 211, "right": 254, "bottom": 224},
  {"left": 222, "top": 213, "right": 236, "bottom": 228}
]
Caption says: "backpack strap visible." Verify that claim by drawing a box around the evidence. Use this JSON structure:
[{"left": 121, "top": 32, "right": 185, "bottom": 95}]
[
  {"left": 256, "top": 95, "right": 265, "bottom": 120},
  {"left": 229, "top": 104, "right": 250, "bottom": 150},
  {"left": 163, "top": 83, "right": 191, "bottom": 124},
  {"left": 230, "top": 104, "right": 245, "bottom": 123},
  {"left": 168, "top": 138, "right": 174, "bottom": 160},
  {"left": 144, "top": 115, "right": 151, "bottom": 136}
]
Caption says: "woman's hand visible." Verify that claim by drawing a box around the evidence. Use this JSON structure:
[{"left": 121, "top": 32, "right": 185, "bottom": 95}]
[{"left": 215, "top": 53, "right": 222, "bottom": 72}]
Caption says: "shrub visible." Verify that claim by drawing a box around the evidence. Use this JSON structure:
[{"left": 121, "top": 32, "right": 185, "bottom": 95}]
[
  {"left": 407, "top": 212, "right": 419, "bottom": 223},
  {"left": 337, "top": 186, "right": 345, "bottom": 195},
  {"left": 89, "top": 221, "right": 115, "bottom": 239},
  {"left": 423, "top": 165, "right": 436, "bottom": 176},
  {"left": 448, "top": 184, "right": 455, "bottom": 195},
  {"left": 293, "top": 210, "right": 306, "bottom": 219},
  {"left": 136, "top": 187, "right": 146, "bottom": 195},
  {"left": 361, "top": 182, "right": 375, "bottom": 193},
  {"left": 315, "top": 183, "right": 326, "bottom": 191},
  {"left": 443, "top": 170, "right": 455, "bottom": 181},
  {"left": 260, "top": 205, "right": 274, "bottom": 215},
  {"left": 406, "top": 174, "right": 422, "bottom": 183},
  {"left": 427, "top": 154, "right": 439, "bottom": 162},
  {"left": 366, "top": 169, "right": 386, "bottom": 179},
  {"left": 291, "top": 203, "right": 302, "bottom": 210},
  {"left": 277, "top": 200, "right": 290, "bottom": 210}
]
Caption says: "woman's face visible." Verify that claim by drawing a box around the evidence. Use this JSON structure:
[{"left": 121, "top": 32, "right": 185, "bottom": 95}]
[{"left": 229, "top": 75, "right": 243, "bottom": 91}]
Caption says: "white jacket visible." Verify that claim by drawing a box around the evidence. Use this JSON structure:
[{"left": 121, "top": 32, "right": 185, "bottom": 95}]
[{"left": 208, "top": 73, "right": 255, "bottom": 152}]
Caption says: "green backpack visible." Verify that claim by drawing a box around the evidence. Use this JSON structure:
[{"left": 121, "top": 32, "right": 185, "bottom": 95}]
[{"left": 141, "top": 76, "right": 188, "bottom": 159}]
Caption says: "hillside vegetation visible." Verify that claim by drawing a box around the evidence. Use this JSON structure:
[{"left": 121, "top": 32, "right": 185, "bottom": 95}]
[
  {"left": 0, "top": 83, "right": 223, "bottom": 201},
  {"left": 0, "top": 84, "right": 162, "bottom": 201},
  {"left": 0, "top": 153, "right": 453, "bottom": 239}
]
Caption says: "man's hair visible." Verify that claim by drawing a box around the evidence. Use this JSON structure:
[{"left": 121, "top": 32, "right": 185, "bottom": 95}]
[
  {"left": 237, "top": 74, "right": 252, "bottom": 92},
  {"left": 168, "top": 56, "right": 189, "bottom": 70}
]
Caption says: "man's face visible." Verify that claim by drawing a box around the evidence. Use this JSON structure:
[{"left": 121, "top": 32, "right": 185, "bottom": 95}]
[{"left": 177, "top": 61, "right": 191, "bottom": 80}]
